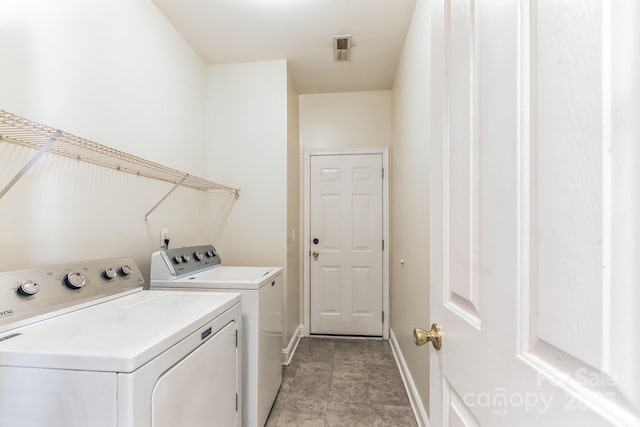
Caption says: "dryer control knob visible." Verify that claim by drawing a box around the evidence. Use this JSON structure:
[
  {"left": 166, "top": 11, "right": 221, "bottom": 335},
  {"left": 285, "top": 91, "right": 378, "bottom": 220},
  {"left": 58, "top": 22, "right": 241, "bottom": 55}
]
[
  {"left": 120, "top": 265, "right": 133, "bottom": 276},
  {"left": 104, "top": 267, "right": 117, "bottom": 280},
  {"left": 182, "top": 254, "right": 191, "bottom": 262},
  {"left": 65, "top": 272, "right": 86, "bottom": 289},
  {"left": 194, "top": 252, "right": 204, "bottom": 261},
  {"left": 174, "top": 256, "right": 183, "bottom": 264},
  {"left": 19, "top": 280, "right": 39, "bottom": 296}
]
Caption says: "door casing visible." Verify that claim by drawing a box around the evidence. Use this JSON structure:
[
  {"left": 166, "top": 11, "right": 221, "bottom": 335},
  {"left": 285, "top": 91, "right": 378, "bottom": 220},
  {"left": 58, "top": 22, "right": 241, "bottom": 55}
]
[{"left": 303, "top": 147, "right": 389, "bottom": 339}]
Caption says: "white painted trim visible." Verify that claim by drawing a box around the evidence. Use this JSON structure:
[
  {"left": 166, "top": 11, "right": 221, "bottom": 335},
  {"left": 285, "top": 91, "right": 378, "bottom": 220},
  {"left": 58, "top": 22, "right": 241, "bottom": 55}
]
[
  {"left": 390, "top": 328, "right": 430, "bottom": 427},
  {"left": 303, "top": 148, "right": 390, "bottom": 339},
  {"left": 282, "top": 324, "right": 304, "bottom": 365}
]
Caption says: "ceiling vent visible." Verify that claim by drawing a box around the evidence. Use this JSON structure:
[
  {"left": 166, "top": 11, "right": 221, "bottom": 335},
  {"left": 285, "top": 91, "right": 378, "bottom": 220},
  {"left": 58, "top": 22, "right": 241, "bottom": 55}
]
[{"left": 333, "top": 35, "right": 352, "bottom": 62}]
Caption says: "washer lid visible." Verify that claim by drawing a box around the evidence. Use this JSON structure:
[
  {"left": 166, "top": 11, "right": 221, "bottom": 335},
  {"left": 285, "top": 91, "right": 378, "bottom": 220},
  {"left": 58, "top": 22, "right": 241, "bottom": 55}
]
[
  {"left": 0, "top": 290, "right": 240, "bottom": 372},
  {"left": 158, "top": 266, "right": 283, "bottom": 290}
]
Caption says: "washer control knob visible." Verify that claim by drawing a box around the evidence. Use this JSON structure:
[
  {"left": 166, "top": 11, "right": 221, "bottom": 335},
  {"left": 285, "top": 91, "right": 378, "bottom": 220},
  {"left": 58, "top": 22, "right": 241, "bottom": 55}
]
[
  {"left": 120, "top": 265, "right": 133, "bottom": 276},
  {"left": 183, "top": 254, "right": 191, "bottom": 262},
  {"left": 19, "top": 280, "right": 39, "bottom": 296},
  {"left": 206, "top": 250, "right": 214, "bottom": 258},
  {"left": 65, "top": 272, "right": 86, "bottom": 289},
  {"left": 193, "top": 252, "right": 203, "bottom": 261},
  {"left": 104, "top": 267, "right": 117, "bottom": 280},
  {"left": 174, "top": 256, "right": 183, "bottom": 264}
]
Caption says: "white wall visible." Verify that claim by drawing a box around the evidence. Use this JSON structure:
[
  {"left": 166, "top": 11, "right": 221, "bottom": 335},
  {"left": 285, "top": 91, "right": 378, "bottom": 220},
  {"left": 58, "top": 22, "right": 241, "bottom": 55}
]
[
  {"left": 0, "top": 0, "right": 206, "bottom": 172},
  {"left": 0, "top": 0, "right": 217, "bottom": 278},
  {"left": 286, "top": 67, "right": 301, "bottom": 344},
  {"left": 204, "top": 60, "right": 287, "bottom": 267},
  {"left": 0, "top": 1, "right": 301, "bottom": 351},
  {"left": 390, "top": 0, "right": 430, "bottom": 415},
  {"left": 300, "top": 91, "right": 391, "bottom": 150},
  {"left": 204, "top": 60, "right": 301, "bottom": 346}
]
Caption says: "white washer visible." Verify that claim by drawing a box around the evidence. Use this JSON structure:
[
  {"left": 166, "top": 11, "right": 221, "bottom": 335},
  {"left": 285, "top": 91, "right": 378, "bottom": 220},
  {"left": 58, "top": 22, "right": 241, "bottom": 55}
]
[
  {"left": 0, "top": 257, "right": 242, "bottom": 427},
  {"left": 150, "top": 245, "right": 282, "bottom": 427}
]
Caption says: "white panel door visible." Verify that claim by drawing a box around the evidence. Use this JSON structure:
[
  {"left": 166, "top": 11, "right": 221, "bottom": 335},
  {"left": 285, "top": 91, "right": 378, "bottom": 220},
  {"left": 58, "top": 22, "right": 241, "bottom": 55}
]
[
  {"left": 310, "top": 154, "right": 383, "bottom": 336},
  {"left": 428, "top": 0, "right": 640, "bottom": 426}
]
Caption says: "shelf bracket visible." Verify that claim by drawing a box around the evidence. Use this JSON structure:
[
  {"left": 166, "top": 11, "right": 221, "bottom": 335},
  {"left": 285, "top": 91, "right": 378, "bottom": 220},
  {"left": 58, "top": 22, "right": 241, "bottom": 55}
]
[
  {"left": 0, "top": 130, "right": 61, "bottom": 202},
  {"left": 144, "top": 174, "right": 188, "bottom": 222}
]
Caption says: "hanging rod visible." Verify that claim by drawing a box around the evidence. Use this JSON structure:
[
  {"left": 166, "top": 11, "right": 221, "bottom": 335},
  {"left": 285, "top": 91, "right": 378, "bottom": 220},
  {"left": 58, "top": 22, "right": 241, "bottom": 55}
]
[{"left": 0, "top": 110, "right": 240, "bottom": 216}]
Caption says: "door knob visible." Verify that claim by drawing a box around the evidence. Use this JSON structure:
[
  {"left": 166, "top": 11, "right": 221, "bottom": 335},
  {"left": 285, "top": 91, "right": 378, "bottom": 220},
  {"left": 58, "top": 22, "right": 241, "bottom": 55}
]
[
  {"left": 312, "top": 251, "right": 319, "bottom": 259},
  {"left": 413, "top": 323, "right": 442, "bottom": 350}
]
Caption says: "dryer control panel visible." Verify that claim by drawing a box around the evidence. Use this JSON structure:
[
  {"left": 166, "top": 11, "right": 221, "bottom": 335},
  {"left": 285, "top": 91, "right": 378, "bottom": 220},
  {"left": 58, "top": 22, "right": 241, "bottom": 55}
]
[
  {"left": 150, "top": 245, "right": 222, "bottom": 279},
  {"left": 0, "top": 257, "right": 144, "bottom": 333}
]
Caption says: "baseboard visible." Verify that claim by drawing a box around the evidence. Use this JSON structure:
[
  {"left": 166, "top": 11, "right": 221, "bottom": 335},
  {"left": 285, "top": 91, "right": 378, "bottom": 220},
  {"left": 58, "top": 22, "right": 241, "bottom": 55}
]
[
  {"left": 282, "top": 324, "right": 303, "bottom": 365},
  {"left": 390, "top": 328, "right": 430, "bottom": 427}
]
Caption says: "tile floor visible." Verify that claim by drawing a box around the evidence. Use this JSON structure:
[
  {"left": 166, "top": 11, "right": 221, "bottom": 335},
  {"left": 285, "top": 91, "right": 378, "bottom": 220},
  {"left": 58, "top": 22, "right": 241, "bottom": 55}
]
[{"left": 265, "top": 337, "right": 418, "bottom": 427}]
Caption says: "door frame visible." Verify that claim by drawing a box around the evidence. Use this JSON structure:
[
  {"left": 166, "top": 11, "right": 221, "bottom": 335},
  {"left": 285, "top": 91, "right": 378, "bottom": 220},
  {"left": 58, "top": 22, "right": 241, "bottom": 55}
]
[{"left": 302, "top": 147, "right": 389, "bottom": 339}]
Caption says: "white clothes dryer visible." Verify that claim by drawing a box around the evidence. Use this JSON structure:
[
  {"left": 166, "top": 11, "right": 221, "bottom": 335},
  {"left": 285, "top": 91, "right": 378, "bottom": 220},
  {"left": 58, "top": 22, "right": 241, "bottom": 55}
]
[
  {"left": 0, "top": 257, "right": 242, "bottom": 427},
  {"left": 150, "top": 245, "right": 282, "bottom": 427}
]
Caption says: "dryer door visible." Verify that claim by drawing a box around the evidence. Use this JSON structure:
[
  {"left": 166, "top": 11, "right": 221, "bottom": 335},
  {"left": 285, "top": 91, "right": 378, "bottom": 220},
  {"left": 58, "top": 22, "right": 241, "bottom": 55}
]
[{"left": 151, "top": 321, "right": 239, "bottom": 427}]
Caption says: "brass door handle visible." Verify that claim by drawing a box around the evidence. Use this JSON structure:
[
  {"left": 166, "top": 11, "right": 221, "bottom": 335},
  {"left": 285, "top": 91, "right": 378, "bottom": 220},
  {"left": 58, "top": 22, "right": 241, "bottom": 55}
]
[
  {"left": 413, "top": 323, "right": 442, "bottom": 350},
  {"left": 312, "top": 251, "right": 319, "bottom": 259}
]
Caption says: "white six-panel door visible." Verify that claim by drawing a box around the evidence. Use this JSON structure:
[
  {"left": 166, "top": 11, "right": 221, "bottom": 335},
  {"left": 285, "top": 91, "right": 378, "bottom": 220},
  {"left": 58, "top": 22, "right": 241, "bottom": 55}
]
[
  {"left": 429, "top": 0, "right": 640, "bottom": 425},
  {"left": 310, "top": 154, "right": 383, "bottom": 336}
]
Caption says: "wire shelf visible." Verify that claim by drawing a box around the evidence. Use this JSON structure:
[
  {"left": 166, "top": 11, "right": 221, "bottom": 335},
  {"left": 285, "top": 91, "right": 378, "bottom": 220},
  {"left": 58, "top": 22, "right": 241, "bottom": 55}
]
[{"left": 0, "top": 109, "right": 238, "bottom": 194}]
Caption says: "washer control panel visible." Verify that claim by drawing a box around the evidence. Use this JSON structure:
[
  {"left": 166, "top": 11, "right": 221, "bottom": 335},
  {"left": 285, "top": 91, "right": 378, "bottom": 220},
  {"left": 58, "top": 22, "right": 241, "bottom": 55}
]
[
  {"left": 0, "top": 257, "right": 145, "bottom": 332},
  {"left": 153, "top": 244, "right": 221, "bottom": 278}
]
